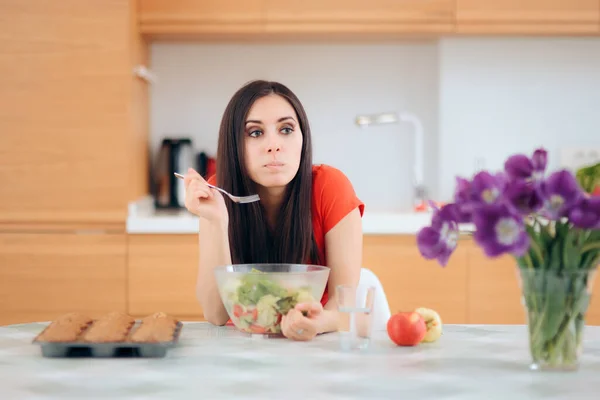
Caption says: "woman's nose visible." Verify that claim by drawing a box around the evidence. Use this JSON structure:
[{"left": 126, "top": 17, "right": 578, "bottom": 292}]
[{"left": 266, "top": 141, "right": 281, "bottom": 153}]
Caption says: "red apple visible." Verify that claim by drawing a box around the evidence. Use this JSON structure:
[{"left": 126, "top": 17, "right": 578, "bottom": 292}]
[
  {"left": 592, "top": 185, "right": 600, "bottom": 196},
  {"left": 387, "top": 311, "right": 427, "bottom": 346}
]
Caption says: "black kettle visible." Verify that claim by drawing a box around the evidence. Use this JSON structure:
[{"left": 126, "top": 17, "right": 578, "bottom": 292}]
[{"left": 153, "top": 138, "right": 194, "bottom": 209}]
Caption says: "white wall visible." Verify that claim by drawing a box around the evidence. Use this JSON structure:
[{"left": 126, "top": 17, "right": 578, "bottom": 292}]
[
  {"left": 149, "top": 38, "right": 600, "bottom": 212},
  {"left": 438, "top": 37, "right": 600, "bottom": 200},
  {"left": 149, "top": 42, "right": 440, "bottom": 213}
]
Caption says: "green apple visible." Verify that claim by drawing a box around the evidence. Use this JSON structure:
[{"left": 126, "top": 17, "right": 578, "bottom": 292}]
[{"left": 415, "top": 307, "right": 443, "bottom": 343}]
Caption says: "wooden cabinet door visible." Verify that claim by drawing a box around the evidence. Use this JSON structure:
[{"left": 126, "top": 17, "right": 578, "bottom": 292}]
[
  {"left": 586, "top": 271, "right": 600, "bottom": 326},
  {"left": 0, "top": 1, "right": 147, "bottom": 230},
  {"left": 139, "top": 0, "right": 265, "bottom": 37},
  {"left": 0, "top": 233, "right": 127, "bottom": 326},
  {"left": 128, "top": 234, "right": 204, "bottom": 319},
  {"left": 467, "top": 245, "right": 525, "bottom": 324},
  {"left": 363, "top": 235, "right": 469, "bottom": 324},
  {"left": 456, "top": 0, "right": 600, "bottom": 34},
  {"left": 264, "top": 0, "right": 455, "bottom": 34}
]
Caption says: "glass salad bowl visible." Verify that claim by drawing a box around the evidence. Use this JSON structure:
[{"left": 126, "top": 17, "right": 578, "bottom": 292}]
[{"left": 214, "top": 264, "right": 330, "bottom": 335}]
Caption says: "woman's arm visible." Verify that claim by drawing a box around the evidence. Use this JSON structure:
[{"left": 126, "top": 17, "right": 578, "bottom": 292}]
[
  {"left": 183, "top": 168, "right": 232, "bottom": 326},
  {"left": 196, "top": 219, "right": 232, "bottom": 326},
  {"left": 281, "top": 207, "right": 363, "bottom": 340},
  {"left": 318, "top": 207, "right": 363, "bottom": 333}
]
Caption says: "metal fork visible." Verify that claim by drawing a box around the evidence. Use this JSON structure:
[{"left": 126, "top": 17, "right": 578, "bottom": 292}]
[{"left": 174, "top": 172, "right": 260, "bottom": 204}]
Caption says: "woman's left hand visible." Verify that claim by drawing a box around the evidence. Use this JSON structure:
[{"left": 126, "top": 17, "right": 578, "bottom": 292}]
[{"left": 280, "top": 302, "right": 326, "bottom": 341}]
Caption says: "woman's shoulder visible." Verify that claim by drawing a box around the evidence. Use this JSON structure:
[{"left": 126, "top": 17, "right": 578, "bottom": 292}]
[
  {"left": 311, "top": 164, "right": 352, "bottom": 188},
  {"left": 311, "top": 164, "right": 364, "bottom": 230}
]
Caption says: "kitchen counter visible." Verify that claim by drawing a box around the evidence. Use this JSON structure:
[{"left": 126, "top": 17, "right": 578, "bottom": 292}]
[
  {"left": 1, "top": 322, "right": 599, "bottom": 399},
  {"left": 127, "top": 196, "right": 440, "bottom": 234}
]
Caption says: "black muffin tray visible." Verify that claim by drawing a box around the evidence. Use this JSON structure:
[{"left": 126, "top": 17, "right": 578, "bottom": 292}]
[{"left": 32, "top": 321, "right": 183, "bottom": 358}]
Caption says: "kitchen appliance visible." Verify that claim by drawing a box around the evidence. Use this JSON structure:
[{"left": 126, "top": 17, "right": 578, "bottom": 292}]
[
  {"left": 153, "top": 138, "right": 194, "bottom": 209},
  {"left": 196, "top": 151, "right": 217, "bottom": 179}
]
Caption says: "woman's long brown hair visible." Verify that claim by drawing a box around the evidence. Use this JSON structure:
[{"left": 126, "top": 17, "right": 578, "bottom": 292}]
[{"left": 216, "top": 80, "right": 320, "bottom": 265}]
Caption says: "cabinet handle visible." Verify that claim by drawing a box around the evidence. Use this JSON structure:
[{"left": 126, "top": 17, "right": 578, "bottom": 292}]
[{"left": 133, "top": 65, "right": 157, "bottom": 83}]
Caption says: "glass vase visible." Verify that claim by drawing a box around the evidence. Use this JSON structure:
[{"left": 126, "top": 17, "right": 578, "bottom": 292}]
[{"left": 518, "top": 267, "right": 597, "bottom": 371}]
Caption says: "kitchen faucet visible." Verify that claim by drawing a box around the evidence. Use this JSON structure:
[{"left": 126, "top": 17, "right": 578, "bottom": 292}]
[{"left": 355, "top": 111, "right": 427, "bottom": 209}]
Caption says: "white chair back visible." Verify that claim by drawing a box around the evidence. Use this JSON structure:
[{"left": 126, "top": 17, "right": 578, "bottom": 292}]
[{"left": 359, "top": 268, "right": 391, "bottom": 331}]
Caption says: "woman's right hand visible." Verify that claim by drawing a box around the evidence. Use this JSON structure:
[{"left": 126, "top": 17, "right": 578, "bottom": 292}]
[{"left": 183, "top": 168, "right": 228, "bottom": 226}]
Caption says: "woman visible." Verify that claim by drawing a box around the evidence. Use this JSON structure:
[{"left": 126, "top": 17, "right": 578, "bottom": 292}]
[{"left": 183, "top": 80, "right": 364, "bottom": 341}]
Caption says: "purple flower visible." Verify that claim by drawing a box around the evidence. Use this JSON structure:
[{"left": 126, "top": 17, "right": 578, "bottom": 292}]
[
  {"left": 531, "top": 148, "right": 547, "bottom": 177},
  {"left": 472, "top": 204, "right": 529, "bottom": 258},
  {"left": 505, "top": 154, "right": 534, "bottom": 181},
  {"left": 417, "top": 204, "right": 460, "bottom": 266},
  {"left": 453, "top": 177, "right": 475, "bottom": 222},
  {"left": 471, "top": 171, "right": 506, "bottom": 205},
  {"left": 539, "top": 170, "right": 583, "bottom": 220},
  {"left": 568, "top": 196, "right": 600, "bottom": 229},
  {"left": 503, "top": 179, "right": 544, "bottom": 215},
  {"left": 454, "top": 177, "right": 471, "bottom": 204},
  {"left": 453, "top": 172, "right": 506, "bottom": 222},
  {"left": 434, "top": 203, "right": 469, "bottom": 226},
  {"left": 455, "top": 173, "right": 506, "bottom": 207}
]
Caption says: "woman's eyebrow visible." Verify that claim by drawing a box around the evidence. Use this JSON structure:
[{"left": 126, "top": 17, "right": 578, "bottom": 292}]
[
  {"left": 277, "top": 116, "right": 296, "bottom": 123},
  {"left": 245, "top": 116, "right": 296, "bottom": 124}
]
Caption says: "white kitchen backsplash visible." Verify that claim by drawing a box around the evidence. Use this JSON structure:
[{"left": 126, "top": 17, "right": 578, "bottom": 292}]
[
  {"left": 438, "top": 37, "right": 600, "bottom": 200},
  {"left": 149, "top": 38, "right": 600, "bottom": 212}
]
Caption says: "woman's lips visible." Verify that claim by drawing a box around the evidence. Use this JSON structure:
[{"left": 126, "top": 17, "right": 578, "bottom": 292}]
[{"left": 265, "top": 161, "right": 284, "bottom": 168}]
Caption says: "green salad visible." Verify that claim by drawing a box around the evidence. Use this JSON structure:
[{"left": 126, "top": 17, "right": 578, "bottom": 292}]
[{"left": 221, "top": 269, "right": 316, "bottom": 334}]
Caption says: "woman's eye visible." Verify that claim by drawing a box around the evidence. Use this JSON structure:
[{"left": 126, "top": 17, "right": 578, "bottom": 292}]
[
  {"left": 281, "top": 127, "right": 293, "bottom": 134},
  {"left": 249, "top": 130, "right": 262, "bottom": 138}
]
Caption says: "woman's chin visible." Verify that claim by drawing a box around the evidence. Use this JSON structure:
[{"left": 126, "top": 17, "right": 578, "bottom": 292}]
[{"left": 256, "top": 176, "right": 293, "bottom": 189}]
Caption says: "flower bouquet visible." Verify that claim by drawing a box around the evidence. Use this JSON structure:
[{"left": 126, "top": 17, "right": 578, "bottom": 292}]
[{"left": 417, "top": 148, "right": 600, "bottom": 371}]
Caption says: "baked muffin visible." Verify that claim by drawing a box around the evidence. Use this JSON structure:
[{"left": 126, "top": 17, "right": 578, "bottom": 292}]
[
  {"left": 130, "top": 323, "right": 176, "bottom": 343},
  {"left": 36, "top": 313, "right": 93, "bottom": 342},
  {"left": 82, "top": 312, "right": 135, "bottom": 343},
  {"left": 142, "top": 311, "right": 178, "bottom": 328},
  {"left": 130, "top": 312, "right": 179, "bottom": 343}
]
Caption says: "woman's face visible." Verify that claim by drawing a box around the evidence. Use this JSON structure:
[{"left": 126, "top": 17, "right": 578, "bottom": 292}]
[{"left": 243, "top": 94, "right": 303, "bottom": 190}]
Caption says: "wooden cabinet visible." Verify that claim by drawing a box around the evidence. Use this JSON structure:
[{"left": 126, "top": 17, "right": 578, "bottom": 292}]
[
  {"left": 456, "top": 0, "right": 600, "bottom": 34},
  {"left": 264, "top": 0, "right": 455, "bottom": 35},
  {"left": 363, "top": 235, "right": 468, "bottom": 323},
  {"left": 0, "top": 0, "right": 147, "bottom": 327},
  {"left": 139, "top": 0, "right": 265, "bottom": 37},
  {"left": 586, "top": 271, "right": 600, "bottom": 326},
  {"left": 0, "top": 233, "right": 127, "bottom": 326},
  {"left": 139, "top": 0, "right": 455, "bottom": 38},
  {"left": 124, "top": 234, "right": 600, "bottom": 326},
  {"left": 0, "top": 0, "right": 148, "bottom": 231},
  {"left": 128, "top": 234, "right": 204, "bottom": 319},
  {"left": 138, "top": 0, "right": 600, "bottom": 38},
  {"left": 467, "top": 246, "right": 525, "bottom": 324}
]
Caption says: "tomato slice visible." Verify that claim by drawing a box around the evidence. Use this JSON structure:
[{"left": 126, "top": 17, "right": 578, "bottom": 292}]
[
  {"left": 251, "top": 308, "right": 258, "bottom": 321},
  {"left": 233, "top": 304, "right": 244, "bottom": 318},
  {"left": 249, "top": 324, "right": 267, "bottom": 334}
]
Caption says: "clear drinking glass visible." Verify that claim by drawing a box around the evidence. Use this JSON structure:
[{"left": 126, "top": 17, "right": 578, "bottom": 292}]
[{"left": 336, "top": 284, "right": 375, "bottom": 351}]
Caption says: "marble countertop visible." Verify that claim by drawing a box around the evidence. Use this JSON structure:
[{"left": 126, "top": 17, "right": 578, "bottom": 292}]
[
  {"left": 1, "top": 322, "right": 599, "bottom": 399},
  {"left": 126, "top": 196, "right": 439, "bottom": 234}
]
